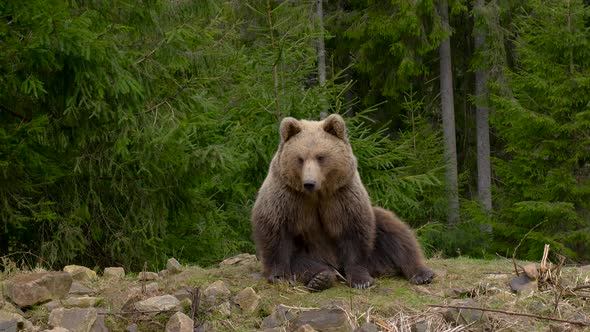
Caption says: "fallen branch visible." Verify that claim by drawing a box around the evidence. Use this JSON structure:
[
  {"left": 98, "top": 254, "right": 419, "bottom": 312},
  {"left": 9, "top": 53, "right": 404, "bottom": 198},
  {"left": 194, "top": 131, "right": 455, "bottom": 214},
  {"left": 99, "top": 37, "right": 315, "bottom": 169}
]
[
  {"left": 97, "top": 309, "right": 177, "bottom": 316},
  {"left": 429, "top": 304, "right": 590, "bottom": 327}
]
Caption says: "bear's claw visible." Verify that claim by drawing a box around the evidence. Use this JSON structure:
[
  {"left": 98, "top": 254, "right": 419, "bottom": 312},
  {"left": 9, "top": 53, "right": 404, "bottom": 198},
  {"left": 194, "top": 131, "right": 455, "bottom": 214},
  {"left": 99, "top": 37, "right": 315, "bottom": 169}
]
[
  {"left": 410, "top": 267, "right": 435, "bottom": 285},
  {"left": 352, "top": 281, "right": 373, "bottom": 289},
  {"left": 306, "top": 270, "right": 335, "bottom": 291}
]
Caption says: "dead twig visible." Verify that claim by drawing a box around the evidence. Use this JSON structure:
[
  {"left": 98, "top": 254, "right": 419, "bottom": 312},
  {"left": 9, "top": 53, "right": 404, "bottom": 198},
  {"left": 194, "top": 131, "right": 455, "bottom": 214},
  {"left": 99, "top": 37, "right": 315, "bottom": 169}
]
[
  {"left": 97, "top": 309, "right": 177, "bottom": 315},
  {"left": 189, "top": 287, "right": 200, "bottom": 327},
  {"left": 429, "top": 304, "right": 590, "bottom": 327},
  {"left": 512, "top": 221, "right": 545, "bottom": 275}
]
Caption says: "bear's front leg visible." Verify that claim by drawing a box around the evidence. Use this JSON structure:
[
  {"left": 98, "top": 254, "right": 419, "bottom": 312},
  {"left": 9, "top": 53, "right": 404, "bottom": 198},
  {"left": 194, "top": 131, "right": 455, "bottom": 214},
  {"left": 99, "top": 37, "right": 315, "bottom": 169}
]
[
  {"left": 253, "top": 218, "right": 295, "bottom": 283},
  {"left": 338, "top": 231, "right": 374, "bottom": 289}
]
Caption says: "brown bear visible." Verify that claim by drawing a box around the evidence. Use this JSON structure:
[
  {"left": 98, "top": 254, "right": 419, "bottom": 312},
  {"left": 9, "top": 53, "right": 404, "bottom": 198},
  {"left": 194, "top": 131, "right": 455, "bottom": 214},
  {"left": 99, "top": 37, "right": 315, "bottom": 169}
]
[{"left": 251, "top": 114, "right": 434, "bottom": 290}]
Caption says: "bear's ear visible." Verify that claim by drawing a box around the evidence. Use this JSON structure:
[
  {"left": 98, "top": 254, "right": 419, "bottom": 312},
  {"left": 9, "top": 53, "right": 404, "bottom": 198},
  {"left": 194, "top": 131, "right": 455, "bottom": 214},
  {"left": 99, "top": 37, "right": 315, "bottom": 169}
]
[
  {"left": 280, "top": 117, "right": 302, "bottom": 143},
  {"left": 322, "top": 114, "right": 347, "bottom": 140}
]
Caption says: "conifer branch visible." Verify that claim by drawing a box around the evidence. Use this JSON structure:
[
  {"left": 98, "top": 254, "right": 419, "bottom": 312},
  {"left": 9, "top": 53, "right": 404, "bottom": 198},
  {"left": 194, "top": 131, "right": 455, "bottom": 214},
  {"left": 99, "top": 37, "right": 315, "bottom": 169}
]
[
  {"left": 0, "top": 105, "right": 30, "bottom": 122},
  {"left": 266, "top": 0, "right": 281, "bottom": 120},
  {"left": 135, "top": 39, "right": 166, "bottom": 65}
]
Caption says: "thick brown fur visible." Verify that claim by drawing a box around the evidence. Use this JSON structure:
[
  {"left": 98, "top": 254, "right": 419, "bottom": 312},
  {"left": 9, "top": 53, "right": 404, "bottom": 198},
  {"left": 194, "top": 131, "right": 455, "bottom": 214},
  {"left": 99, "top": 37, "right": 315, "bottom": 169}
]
[{"left": 251, "top": 114, "right": 434, "bottom": 290}]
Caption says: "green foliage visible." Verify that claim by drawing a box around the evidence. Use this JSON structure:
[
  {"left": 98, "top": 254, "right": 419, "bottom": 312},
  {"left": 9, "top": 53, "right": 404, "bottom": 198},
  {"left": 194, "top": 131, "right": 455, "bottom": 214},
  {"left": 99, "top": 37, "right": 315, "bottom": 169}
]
[{"left": 490, "top": 0, "right": 590, "bottom": 262}]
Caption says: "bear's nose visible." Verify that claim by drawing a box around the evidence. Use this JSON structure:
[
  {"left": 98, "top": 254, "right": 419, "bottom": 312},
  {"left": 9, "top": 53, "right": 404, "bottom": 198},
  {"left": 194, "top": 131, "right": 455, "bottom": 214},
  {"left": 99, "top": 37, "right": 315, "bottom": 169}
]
[{"left": 303, "top": 181, "right": 316, "bottom": 192}]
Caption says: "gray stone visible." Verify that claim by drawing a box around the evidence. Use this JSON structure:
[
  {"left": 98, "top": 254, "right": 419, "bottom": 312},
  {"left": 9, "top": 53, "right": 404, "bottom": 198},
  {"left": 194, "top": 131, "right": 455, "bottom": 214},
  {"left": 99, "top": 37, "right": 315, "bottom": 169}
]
[
  {"left": 0, "top": 310, "right": 34, "bottom": 331},
  {"left": 125, "top": 324, "right": 137, "bottom": 332},
  {"left": 509, "top": 274, "right": 537, "bottom": 295},
  {"left": 89, "top": 310, "right": 109, "bottom": 332},
  {"left": 137, "top": 272, "right": 159, "bottom": 281},
  {"left": 195, "top": 322, "right": 214, "bottom": 332},
  {"left": 43, "top": 328, "right": 70, "bottom": 332},
  {"left": 158, "top": 270, "right": 169, "bottom": 278},
  {"left": 69, "top": 283, "right": 94, "bottom": 296},
  {"left": 355, "top": 322, "right": 379, "bottom": 332},
  {"left": 233, "top": 287, "right": 260, "bottom": 313},
  {"left": 166, "top": 258, "right": 183, "bottom": 274},
  {"left": 63, "top": 296, "right": 100, "bottom": 308},
  {"left": 203, "top": 281, "right": 230, "bottom": 303},
  {"left": 103, "top": 267, "right": 124, "bottom": 280},
  {"left": 173, "top": 289, "right": 192, "bottom": 302},
  {"left": 5, "top": 272, "right": 73, "bottom": 307},
  {"left": 295, "top": 324, "right": 317, "bottom": 332},
  {"left": 44, "top": 300, "right": 63, "bottom": 311},
  {"left": 220, "top": 254, "right": 257, "bottom": 266},
  {"left": 48, "top": 307, "right": 97, "bottom": 332},
  {"left": 134, "top": 295, "right": 180, "bottom": 312},
  {"left": 291, "top": 308, "right": 354, "bottom": 332},
  {"left": 165, "top": 312, "right": 193, "bottom": 332},
  {"left": 442, "top": 299, "right": 488, "bottom": 326},
  {"left": 411, "top": 321, "right": 428, "bottom": 332},
  {"left": 261, "top": 305, "right": 297, "bottom": 329},
  {"left": 214, "top": 302, "right": 231, "bottom": 318},
  {"left": 63, "top": 265, "right": 97, "bottom": 282},
  {"left": 129, "top": 282, "right": 159, "bottom": 295},
  {"left": 0, "top": 316, "right": 17, "bottom": 332}
]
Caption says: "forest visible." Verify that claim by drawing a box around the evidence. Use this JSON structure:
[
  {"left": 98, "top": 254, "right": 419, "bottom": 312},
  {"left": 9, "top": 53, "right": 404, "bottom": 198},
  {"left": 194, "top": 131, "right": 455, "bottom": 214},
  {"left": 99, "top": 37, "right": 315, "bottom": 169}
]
[{"left": 0, "top": 0, "right": 589, "bottom": 271}]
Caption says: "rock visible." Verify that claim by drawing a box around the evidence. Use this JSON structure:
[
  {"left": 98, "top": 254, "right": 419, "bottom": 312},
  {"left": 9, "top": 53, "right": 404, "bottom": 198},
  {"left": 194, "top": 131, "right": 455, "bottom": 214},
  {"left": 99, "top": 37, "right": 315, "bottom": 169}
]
[
  {"left": 220, "top": 253, "right": 257, "bottom": 266},
  {"left": 48, "top": 307, "right": 97, "bottom": 332},
  {"left": 134, "top": 295, "right": 180, "bottom": 312},
  {"left": 137, "top": 272, "right": 159, "bottom": 281},
  {"left": 63, "top": 265, "right": 97, "bottom": 282},
  {"left": 0, "top": 310, "right": 34, "bottom": 331},
  {"left": 90, "top": 310, "right": 109, "bottom": 332},
  {"left": 173, "top": 289, "right": 192, "bottom": 302},
  {"left": 125, "top": 324, "right": 137, "bottom": 332},
  {"left": 214, "top": 302, "right": 231, "bottom": 318},
  {"left": 411, "top": 320, "right": 428, "bottom": 332},
  {"left": 443, "top": 287, "right": 471, "bottom": 298},
  {"left": 355, "top": 322, "right": 379, "bottom": 332},
  {"left": 261, "top": 305, "right": 297, "bottom": 329},
  {"left": 44, "top": 300, "right": 63, "bottom": 311},
  {"left": 291, "top": 308, "right": 354, "bottom": 332},
  {"left": 0, "top": 312, "right": 18, "bottom": 332},
  {"left": 195, "top": 322, "right": 214, "bottom": 332},
  {"left": 69, "top": 283, "right": 94, "bottom": 296},
  {"left": 442, "top": 299, "right": 488, "bottom": 326},
  {"left": 203, "top": 281, "right": 230, "bottom": 303},
  {"left": 103, "top": 267, "right": 125, "bottom": 280},
  {"left": 522, "top": 263, "right": 538, "bottom": 280},
  {"left": 233, "top": 287, "right": 260, "bottom": 313},
  {"left": 43, "top": 328, "right": 70, "bottom": 332},
  {"left": 509, "top": 274, "right": 537, "bottom": 295},
  {"left": 262, "top": 328, "right": 286, "bottom": 332},
  {"left": 158, "top": 270, "right": 169, "bottom": 278},
  {"left": 0, "top": 302, "right": 24, "bottom": 316},
  {"left": 165, "top": 312, "right": 194, "bottom": 332},
  {"left": 63, "top": 296, "right": 100, "bottom": 308},
  {"left": 166, "top": 258, "right": 183, "bottom": 274},
  {"left": 549, "top": 324, "right": 567, "bottom": 332},
  {"left": 295, "top": 324, "right": 317, "bottom": 332},
  {"left": 129, "top": 282, "right": 159, "bottom": 295},
  {"left": 5, "top": 272, "right": 73, "bottom": 307}
]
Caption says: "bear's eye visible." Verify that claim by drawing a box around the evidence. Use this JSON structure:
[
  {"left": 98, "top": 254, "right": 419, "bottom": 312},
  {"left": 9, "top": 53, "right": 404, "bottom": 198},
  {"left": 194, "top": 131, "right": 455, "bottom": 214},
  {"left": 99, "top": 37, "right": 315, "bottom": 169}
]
[
  {"left": 316, "top": 155, "right": 326, "bottom": 163},
  {"left": 297, "top": 157, "right": 304, "bottom": 165}
]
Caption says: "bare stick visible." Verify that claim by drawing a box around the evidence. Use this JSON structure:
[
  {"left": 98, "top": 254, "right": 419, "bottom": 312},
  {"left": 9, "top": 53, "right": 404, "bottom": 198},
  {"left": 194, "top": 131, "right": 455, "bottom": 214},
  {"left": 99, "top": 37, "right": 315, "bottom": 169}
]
[
  {"left": 98, "top": 309, "right": 177, "bottom": 315},
  {"left": 429, "top": 304, "right": 590, "bottom": 327}
]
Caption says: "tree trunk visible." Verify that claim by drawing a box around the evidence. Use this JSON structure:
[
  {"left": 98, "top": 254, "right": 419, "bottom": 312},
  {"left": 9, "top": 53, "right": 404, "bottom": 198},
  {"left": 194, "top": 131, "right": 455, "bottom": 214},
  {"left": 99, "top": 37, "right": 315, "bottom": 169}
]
[
  {"left": 474, "top": 0, "right": 492, "bottom": 211},
  {"left": 316, "top": 0, "right": 328, "bottom": 119},
  {"left": 438, "top": 0, "right": 460, "bottom": 224}
]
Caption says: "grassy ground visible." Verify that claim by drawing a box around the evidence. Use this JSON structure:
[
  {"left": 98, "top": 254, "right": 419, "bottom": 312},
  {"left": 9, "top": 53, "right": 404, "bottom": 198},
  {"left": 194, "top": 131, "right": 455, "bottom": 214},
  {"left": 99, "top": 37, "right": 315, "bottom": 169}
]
[{"left": 2, "top": 256, "right": 589, "bottom": 331}]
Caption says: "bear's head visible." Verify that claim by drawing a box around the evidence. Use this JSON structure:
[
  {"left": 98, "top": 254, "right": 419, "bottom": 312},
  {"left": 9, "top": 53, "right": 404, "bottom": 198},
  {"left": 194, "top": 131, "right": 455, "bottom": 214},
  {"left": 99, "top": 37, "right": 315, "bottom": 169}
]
[{"left": 275, "top": 114, "right": 357, "bottom": 194}]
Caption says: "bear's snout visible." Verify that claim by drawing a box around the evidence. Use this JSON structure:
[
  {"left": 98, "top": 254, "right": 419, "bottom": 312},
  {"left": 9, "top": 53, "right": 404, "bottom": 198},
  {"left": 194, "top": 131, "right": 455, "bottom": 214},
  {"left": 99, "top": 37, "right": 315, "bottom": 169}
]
[{"left": 303, "top": 180, "right": 316, "bottom": 192}]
